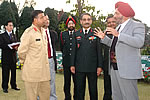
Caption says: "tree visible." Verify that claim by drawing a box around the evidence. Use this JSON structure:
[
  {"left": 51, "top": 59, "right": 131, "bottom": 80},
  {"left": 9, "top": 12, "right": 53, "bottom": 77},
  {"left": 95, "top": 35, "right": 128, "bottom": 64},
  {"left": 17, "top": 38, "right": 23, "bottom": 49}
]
[
  {"left": 44, "top": 7, "right": 58, "bottom": 31},
  {"left": 0, "top": 1, "right": 16, "bottom": 27},
  {"left": 19, "top": 6, "right": 34, "bottom": 38},
  {"left": 10, "top": 2, "right": 19, "bottom": 26},
  {"left": 66, "top": 0, "right": 106, "bottom": 30},
  {"left": 10, "top": 1, "right": 19, "bottom": 40}
]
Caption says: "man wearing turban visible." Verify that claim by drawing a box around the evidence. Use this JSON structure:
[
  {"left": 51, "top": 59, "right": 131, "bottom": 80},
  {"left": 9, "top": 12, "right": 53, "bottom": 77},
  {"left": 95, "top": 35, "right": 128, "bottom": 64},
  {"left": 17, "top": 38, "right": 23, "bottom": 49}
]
[
  {"left": 60, "top": 15, "right": 77, "bottom": 100},
  {"left": 94, "top": 1, "right": 145, "bottom": 100}
]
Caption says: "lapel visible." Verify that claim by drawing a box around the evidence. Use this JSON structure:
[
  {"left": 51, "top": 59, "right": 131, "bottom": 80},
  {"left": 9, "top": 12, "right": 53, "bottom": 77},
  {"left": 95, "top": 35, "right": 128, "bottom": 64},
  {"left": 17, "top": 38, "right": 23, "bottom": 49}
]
[
  {"left": 79, "top": 29, "right": 85, "bottom": 38},
  {"left": 5, "top": 31, "right": 12, "bottom": 42},
  {"left": 67, "top": 31, "right": 70, "bottom": 39},
  {"left": 121, "top": 19, "right": 132, "bottom": 33},
  {"left": 115, "top": 19, "right": 132, "bottom": 46},
  {"left": 86, "top": 28, "right": 93, "bottom": 37}
]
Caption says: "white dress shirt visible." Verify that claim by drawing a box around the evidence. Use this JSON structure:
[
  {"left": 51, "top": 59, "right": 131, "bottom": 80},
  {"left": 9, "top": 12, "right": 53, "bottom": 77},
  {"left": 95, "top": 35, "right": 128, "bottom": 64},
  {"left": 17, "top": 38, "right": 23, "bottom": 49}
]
[
  {"left": 118, "top": 18, "right": 130, "bottom": 38},
  {"left": 83, "top": 27, "right": 91, "bottom": 34},
  {"left": 45, "top": 28, "right": 53, "bottom": 57}
]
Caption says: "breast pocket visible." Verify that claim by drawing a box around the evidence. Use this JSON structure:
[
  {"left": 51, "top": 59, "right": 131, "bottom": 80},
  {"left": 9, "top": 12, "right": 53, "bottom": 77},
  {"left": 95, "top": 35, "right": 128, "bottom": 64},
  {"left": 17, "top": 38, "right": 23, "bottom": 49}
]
[{"left": 32, "top": 38, "right": 42, "bottom": 48}]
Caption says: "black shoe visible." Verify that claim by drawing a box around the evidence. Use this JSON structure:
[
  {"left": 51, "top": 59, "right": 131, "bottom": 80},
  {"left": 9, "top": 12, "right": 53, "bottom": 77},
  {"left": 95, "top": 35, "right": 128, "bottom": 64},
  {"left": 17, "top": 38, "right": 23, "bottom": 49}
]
[
  {"left": 3, "top": 89, "right": 8, "bottom": 93},
  {"left": 12, "top": 87, "right": 20, "bottom": 91}
]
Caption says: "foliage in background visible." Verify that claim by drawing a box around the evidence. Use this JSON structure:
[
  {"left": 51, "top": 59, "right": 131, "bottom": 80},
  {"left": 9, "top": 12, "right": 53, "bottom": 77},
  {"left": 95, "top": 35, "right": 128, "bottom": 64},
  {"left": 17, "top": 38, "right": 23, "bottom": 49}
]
[
  {"left": 44, "top": 7, "right": 58, "bottom": 31},
  {"left": 141, "top": 46, "right": 150, "bottom": 55},
  {"left": 66, "top": 0, "right": 107, "bottom": 30},
  {"left": 19, "top": 6, "right": 34, "bottom": 39},
  {"left": 0, "top": 1, "right": 16, "bottom": 27}
]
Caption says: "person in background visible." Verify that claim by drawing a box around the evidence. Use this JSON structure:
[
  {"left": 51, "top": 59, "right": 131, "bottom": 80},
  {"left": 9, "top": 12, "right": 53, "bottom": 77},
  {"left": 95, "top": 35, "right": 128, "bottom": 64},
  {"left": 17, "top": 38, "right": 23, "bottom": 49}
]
[
  {"left": 70, "top": 13, "right": 103, "bottom": 100},
  {"left": 102, "top": 15, "right": 117, "bottom": 100},
  {"left": 0, "top": 20, "right": 20, "bottom": 93},
  {"left": 43, "top": 14, "right": 58, "bottom": 100},
  {"left": 18, "top": 10, "right": 50, "bottom": 100},
  {"left": 60, "top": 15, "right": 77, "bottom": 100},
  {"left": 94, "top": 2, "right": 145, "bottom": 100}
]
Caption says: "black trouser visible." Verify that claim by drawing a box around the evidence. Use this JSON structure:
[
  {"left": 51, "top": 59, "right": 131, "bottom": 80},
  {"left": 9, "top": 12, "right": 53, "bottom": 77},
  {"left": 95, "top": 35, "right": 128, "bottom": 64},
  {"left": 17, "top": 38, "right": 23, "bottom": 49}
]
[
  {"left": 64, "top": 66, "right": 76, "bottom": 100},
  {"left": 2, "top": 63, "right": 17, "bottom": 89},
  {"left": 75, "top": 72, "right": 98, "bottom": 100},
  {"left": 103, "top": 70, "right": 112, "bottom": 100}
]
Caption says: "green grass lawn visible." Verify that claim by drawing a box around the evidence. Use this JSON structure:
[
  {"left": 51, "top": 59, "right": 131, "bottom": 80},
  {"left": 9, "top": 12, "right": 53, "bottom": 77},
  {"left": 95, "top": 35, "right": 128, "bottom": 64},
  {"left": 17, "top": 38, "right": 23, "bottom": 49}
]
[{"left": 0, "top": 68, "right": 150, "bottom": 100}]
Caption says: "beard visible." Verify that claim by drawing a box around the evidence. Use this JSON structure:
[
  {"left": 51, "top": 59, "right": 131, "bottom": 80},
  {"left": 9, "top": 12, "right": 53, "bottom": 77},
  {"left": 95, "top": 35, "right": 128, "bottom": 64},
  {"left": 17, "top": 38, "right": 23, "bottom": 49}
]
[{"left": 68, "top": 26, "right": 75, "bottom": 31}]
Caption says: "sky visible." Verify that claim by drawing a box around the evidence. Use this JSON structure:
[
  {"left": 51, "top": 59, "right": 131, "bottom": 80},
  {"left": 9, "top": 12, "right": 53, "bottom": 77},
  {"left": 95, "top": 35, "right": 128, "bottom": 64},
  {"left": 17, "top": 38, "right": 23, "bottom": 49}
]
[{"left": 17, "top": 0, "right": 150, "bottom": 27}]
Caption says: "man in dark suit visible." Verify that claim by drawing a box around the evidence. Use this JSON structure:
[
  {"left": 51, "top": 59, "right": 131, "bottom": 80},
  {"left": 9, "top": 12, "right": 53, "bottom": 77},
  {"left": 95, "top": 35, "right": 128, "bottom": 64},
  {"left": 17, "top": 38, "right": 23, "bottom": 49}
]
[
  {"left": 60, "top": 15, "right": 76, "bottom": 100},
  {"left": 43, "top": 14, "right": 58, "bottom": 100},
  {"left": 102, "top": 15, "right": 117, "bottom": 100},
  {"left": 0, "top": 20, "right": 20, "bottom": 93},
  {"left": 70, "top": 13, "right": 103, "bottom": 100}
]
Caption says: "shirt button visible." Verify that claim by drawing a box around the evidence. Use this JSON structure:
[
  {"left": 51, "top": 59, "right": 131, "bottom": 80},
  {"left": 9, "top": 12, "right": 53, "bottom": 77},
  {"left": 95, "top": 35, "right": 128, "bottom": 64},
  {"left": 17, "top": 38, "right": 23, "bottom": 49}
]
[{"left": 70, "top": 48, "right": 72, "bottom": 50}]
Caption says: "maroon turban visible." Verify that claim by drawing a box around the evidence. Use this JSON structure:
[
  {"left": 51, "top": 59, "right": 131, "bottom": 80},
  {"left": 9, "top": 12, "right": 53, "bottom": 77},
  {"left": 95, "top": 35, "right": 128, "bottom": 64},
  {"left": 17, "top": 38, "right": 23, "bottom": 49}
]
[{"left": 115, "top": 1, "right": 135, "bottom": 17}]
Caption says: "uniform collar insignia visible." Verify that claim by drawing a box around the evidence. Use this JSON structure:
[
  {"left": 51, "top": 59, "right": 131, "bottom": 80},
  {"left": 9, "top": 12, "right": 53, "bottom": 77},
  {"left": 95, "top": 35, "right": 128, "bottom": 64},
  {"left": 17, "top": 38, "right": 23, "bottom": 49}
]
[
  {"left": 33, "top": 27, "right": 37, "bottom": 31},
  {"left": 80, "top": 29, "right": 82, "bottom": 33}
]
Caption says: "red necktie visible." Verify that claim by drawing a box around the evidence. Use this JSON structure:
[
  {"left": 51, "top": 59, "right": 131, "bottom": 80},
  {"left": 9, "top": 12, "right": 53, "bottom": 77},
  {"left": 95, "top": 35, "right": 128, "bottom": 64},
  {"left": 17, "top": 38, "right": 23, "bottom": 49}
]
[{"left": 45, "top": 30, "right": 51, "bottom": 58}]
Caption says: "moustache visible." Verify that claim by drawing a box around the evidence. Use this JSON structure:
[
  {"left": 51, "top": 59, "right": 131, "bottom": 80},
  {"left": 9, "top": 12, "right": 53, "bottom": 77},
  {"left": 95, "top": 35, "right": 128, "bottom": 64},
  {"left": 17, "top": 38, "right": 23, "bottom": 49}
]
[{"left": 84, "top": 23, "right": 90, "bottom": 25}]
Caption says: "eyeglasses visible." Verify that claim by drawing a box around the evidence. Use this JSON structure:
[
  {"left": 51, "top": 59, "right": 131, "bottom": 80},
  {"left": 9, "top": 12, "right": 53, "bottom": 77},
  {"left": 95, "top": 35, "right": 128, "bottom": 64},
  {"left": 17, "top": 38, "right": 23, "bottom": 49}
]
[{"left": 81, "top": 18, "right": 91, "bottom": 21}]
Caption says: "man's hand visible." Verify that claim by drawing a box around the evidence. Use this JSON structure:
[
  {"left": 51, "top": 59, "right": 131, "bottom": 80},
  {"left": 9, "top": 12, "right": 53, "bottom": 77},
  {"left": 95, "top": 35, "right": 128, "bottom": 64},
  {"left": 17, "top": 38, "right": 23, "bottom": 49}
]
[
  {"left": 106, "top": 27, "right": 119, "bottom": 37},
  {"left": 70, "top": 66, "right": 75, "bottom": 74},
  {"left": 94, "top": 27, "right": 105, "bottom": 39},
  {"left": 97, "top": 68, "right": 103, "bottom": 76}
]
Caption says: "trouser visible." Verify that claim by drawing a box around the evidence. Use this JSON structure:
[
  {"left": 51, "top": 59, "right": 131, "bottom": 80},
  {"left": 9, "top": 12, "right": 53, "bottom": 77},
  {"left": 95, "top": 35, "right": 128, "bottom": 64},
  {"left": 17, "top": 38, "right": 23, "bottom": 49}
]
[
  {"left": 49, "top": 58, "right": 57, "bottom": 100},
  {"left": 103, "top": 69, "right": 112, "bottom": 100},
  {"left": 111, "top": 68, "right": 139, "bottom": 100},
  {"left": 2, "top": 63, "right": 17, "bottom": 89},
  {"left": 63, "top": 66, "right": 76, "bottom": 100},
  {"left": 24, "top": 81, "right": 50, "bottom": 100},
  {"left": 75, "top": 72, "right": 98, "bottom": 100}
]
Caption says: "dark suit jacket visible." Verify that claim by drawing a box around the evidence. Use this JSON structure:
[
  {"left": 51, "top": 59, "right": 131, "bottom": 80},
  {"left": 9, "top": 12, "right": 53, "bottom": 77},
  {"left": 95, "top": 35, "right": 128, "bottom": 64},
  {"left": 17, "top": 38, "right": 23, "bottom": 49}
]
[
  {"left": 0, "top": 31, "right": 17, "bottom": 65},
  {"left": 49, "top": 30, "right": 58, "bottom": 71},
  {"left": 60, "top": 30, "right": 74, "bottom": 67},
  {"left": 102, "top": 34, "right": 113, "bottom": 72},
  {"left": 70, "top": 28, "right": 103, "bottom": 72}
]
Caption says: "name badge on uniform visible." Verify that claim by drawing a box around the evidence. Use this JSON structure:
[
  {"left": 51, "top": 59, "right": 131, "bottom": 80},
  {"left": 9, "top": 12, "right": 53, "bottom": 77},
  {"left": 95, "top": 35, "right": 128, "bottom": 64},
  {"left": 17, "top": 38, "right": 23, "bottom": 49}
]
[{"left": 36, "top": 39, "right": 41, "bottom": 41}]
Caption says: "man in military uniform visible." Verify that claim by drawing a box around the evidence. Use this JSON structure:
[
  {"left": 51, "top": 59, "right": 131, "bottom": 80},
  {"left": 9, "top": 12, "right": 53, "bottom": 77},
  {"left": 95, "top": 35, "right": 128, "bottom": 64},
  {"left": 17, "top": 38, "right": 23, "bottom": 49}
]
[
  {"left": 70, "top": 13, "right": 103, "bottom": 100},
  {"left": 18, "top": 10, "right": 50, "bottom": 100},
  {"left": 102, "top": 15, "right": 117, "bottom": 100},
  {"left": 60, "top": 15, "right": 77, "bottom": 100}
]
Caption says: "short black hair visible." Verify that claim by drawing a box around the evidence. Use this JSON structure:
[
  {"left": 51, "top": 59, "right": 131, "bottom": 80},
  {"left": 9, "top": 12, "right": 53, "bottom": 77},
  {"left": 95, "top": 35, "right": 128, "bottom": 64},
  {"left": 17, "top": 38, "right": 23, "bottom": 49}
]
[
  {"left": 31, "top": 10, "right": 44, "bottom": 22},
  {"left": 5, "top": 20, "right": 13, "bottom": 26},
  {"left": 106, "top": 14, "right": 114, "bottom": 22},
  {"left": 80, "top": 13, "right": 92, "bottom": 20}
]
